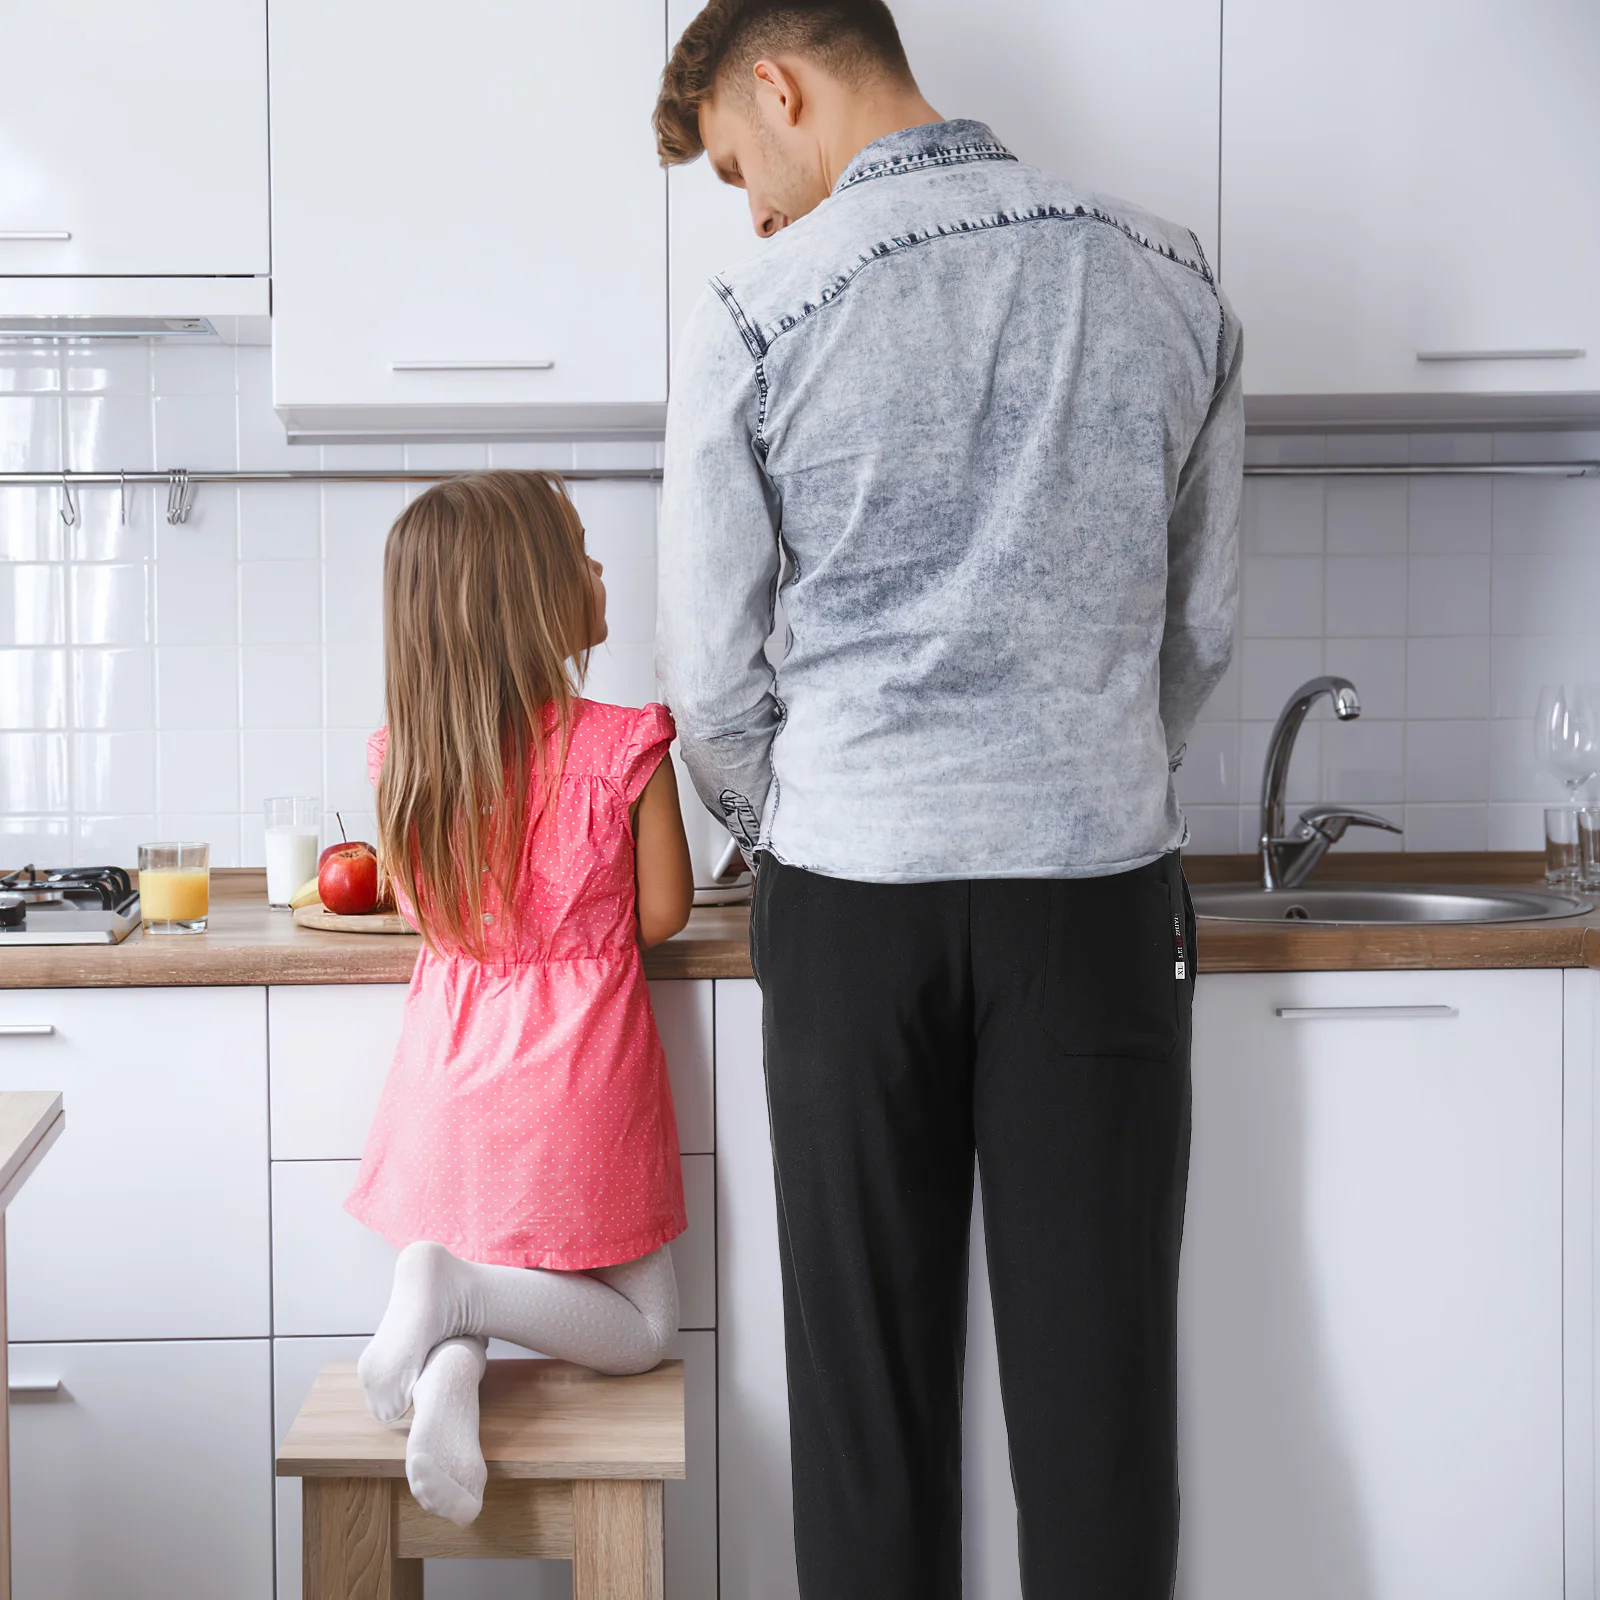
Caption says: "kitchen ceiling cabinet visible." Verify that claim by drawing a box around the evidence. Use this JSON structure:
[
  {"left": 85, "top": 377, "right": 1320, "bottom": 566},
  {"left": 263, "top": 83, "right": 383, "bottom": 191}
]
[
  {"left": 1179, "top": 970, "right": 1564, "bottom": 1599},
  {"left": 1222, "top": 0, "right": 1600, "bottom": 424},
  {"left": 668, "top": 0, "right": 1222, "bottom": 370},
  {"left": 268, "top": 0, "right": 668, "bottom": 442},
  {"left": 0, "top": 0, "right": 269, "bottom": 279}
]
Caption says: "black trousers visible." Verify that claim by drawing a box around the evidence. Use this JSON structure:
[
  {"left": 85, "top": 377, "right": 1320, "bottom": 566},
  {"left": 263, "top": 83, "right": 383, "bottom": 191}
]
[{"left": 750, "top": 851, "right": 1196, "bottom": 1600}]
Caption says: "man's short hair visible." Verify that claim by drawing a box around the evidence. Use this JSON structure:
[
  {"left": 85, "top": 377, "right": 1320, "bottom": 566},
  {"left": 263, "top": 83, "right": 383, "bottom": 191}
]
[{"left": 654, "top": 0, "right": 913, "bottom": 167}]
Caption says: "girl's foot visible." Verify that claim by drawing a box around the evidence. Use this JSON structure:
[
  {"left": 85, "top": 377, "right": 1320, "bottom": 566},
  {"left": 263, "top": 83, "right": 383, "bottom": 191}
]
[
  {"left": 359, "top": 1240, "right": 465, "bottom": 1422},
  {"left": 405, "top": 1336, "right": 488, "bottom": 1527}
]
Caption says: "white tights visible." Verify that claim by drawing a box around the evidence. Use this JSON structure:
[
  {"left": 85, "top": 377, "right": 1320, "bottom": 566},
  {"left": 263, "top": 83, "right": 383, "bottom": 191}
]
[{"left": 359, "top": 1241, "right": 679, "bottom": 1525}]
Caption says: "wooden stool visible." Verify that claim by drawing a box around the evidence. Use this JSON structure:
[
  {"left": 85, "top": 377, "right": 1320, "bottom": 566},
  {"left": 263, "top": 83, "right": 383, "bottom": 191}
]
[{"left": 276, "top": 1358, "right": 684, "bottom": 1600}]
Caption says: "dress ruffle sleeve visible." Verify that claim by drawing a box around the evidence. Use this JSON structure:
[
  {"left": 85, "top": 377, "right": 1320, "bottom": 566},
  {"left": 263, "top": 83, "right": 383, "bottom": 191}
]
[
  {"left": 367, "top": 727, "right": 389, "bottom": 787},
  {"left": 618, "top": 703, "right": 676, "bottom": 804}
]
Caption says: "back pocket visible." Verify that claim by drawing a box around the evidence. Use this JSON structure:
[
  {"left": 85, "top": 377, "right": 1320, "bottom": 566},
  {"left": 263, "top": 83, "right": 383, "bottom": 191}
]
[{"left": 1041, "top": 862, "right": 1184, "bottom": 1061}]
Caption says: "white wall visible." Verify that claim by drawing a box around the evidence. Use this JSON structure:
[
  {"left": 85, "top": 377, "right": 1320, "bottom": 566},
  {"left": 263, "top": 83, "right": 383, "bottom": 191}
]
[
  {"left": 0, "top": 336, "right": 1597, "bottom": 866},
  {"left": 0, "top": 339, "right": 661, "bottom": 868}
]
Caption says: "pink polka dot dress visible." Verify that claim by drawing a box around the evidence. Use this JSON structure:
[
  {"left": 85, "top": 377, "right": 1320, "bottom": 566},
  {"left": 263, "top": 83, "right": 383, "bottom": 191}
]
[{"left": 344, "top": 700, "right": 687, "bottom": 1272}]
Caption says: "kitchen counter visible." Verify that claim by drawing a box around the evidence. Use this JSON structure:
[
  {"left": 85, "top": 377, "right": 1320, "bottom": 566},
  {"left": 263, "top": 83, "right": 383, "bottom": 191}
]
[{"left": 3, "top": 855, "right": 1598, "bottom": 988}]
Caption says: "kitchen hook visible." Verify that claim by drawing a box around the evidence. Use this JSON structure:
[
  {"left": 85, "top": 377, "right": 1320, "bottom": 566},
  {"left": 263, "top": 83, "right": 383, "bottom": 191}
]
[
  {"left": 58, "top": 473, "right": 77, "bottom": 529},
  {"left": 118, "top": 469, "right": 128, "bottom": 526},
  {"left": 165, "top": 468, "right": 195, "bottom": 526}
]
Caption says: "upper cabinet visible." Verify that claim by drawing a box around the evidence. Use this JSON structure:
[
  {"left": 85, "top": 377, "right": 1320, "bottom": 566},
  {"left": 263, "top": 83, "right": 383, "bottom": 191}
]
[
  {"left": 269, "top": 0, "right": 668, "bottom": 442},
  {"left": 0, "top": 0, "right": 268, "bottom": 278},
  {"left": 668, "top": 0, "right": 1222, "bottom": 377},
  {"left": 1222, "top": 0, "right": 1600, "bottom": 423}
]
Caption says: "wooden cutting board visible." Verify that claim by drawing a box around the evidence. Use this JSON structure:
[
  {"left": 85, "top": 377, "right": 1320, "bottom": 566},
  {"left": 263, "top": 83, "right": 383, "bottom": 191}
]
[{"left": 292, "top": 905, "right": 414, "bottom": 935}]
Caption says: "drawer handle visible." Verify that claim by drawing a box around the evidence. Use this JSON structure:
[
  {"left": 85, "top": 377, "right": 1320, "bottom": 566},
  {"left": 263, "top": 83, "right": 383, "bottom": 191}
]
[
  {"left": 1276, "top": 1005, "right": 1457, "bottom": 1020},
  {"left": 0, "top": 231, "right": 71, "bottom": 242},
  {"left": 8, "top": 1378, "right": 61, "bottom": 1393},
  {"left": 1416, "top": 348, "right": 1584, "bottom": 362},
  {"left": 390, "top": 359, "right": 554, "bottom": 372},
  {"left": 0, "top": 1024, "right": 53, "bottom": 1037}
]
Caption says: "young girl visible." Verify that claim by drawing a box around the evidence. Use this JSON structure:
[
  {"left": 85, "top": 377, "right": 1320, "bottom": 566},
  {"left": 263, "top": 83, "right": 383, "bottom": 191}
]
[{"left": 345, "top": 470, "right": 695, "bottom": 1527}]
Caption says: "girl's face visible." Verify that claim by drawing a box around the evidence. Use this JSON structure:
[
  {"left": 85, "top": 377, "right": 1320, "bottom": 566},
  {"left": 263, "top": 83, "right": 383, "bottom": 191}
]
[{"left": 584, "top": 555, "right": 609, "bottom": 649}]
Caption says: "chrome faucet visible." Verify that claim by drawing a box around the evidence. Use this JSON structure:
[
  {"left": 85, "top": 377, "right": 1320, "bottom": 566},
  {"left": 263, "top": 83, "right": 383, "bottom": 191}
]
[{"left": 1259, "top": 676, "right": 1402, "bottom": 890}]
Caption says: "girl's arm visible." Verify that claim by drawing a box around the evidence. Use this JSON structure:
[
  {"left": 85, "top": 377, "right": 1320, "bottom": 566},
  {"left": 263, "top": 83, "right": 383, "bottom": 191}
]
[{"left": 633, "top": 757, "right": 695, "bottom": 947}]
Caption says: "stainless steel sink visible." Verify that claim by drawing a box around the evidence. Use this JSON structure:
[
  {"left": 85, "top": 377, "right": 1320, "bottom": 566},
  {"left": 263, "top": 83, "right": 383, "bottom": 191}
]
[{"left": 1191, "top": 882, "right": 1593, "bottom": 925}]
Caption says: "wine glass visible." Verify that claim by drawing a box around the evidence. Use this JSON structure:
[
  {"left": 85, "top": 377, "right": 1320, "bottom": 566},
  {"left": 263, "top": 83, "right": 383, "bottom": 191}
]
[{"left": 1535, "top": 683, "right": 1600, "bottom": 794}]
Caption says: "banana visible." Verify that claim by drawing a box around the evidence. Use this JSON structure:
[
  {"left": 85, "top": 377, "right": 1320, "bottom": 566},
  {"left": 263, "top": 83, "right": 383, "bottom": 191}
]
[{"left": 288, "top": 876, "right": 323, "bottom": 910}]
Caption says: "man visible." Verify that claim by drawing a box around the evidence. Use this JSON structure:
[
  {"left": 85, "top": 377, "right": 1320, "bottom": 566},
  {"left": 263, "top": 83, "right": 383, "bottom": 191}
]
[{"left": 654, "top": 2, "right": 1242, "bottom": 1595}]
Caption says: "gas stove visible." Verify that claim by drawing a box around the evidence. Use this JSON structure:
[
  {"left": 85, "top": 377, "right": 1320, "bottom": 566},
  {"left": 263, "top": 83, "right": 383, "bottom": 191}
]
[{"left": 0, "top": 866, "right": 142, "bottom": 945}]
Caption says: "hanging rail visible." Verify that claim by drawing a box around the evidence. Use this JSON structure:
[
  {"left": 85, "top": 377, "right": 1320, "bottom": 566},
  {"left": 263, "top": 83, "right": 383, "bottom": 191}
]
[{"left": 0, "top": 461, "right": 1591, "bottom": 528}]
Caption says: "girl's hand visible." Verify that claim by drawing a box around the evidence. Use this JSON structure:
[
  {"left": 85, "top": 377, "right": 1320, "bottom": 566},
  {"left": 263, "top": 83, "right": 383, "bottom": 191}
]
[{"left": 633, "top": 758, "right": 695, "bottom": 947}]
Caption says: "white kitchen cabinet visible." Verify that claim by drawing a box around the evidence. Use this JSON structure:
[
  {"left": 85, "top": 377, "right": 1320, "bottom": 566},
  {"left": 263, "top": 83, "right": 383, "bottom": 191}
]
[
  {"left": 272, "top": 1154, "right": 716, "bottom": 1337},
  {"left": 268, "top": 0, "right": 667, "bottom": 441},
  {"left": 269, "top": 980, "right": 713, "bottom": 1158},
  {"left": 1222, "top": 0, "right": 1600, "bottom": 421},
  {"left": 1179, "top": 969, "right": 1564, "bottom": 1599},
  {"left": 666, "top": 0, "right": 1220, "bottom": 373},
  {"left": 8, "top": 1338, "right": 273, "bottom": 1600},
  {"left": 0, "top": 986, "right": 269, "bottom": 1341},
  {"left": 0, "top": 0, "right": 269, "bottom": 279}
]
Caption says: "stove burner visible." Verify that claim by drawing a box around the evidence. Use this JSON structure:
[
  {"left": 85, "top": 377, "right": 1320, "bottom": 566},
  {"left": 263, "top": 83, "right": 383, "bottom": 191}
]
[{"left": 0, "top": 865, "right": 138, "bottom": 913}]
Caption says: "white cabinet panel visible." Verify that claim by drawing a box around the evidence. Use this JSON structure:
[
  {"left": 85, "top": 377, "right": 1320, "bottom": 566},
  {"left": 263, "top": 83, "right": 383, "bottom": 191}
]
[
  {"left": 268, "top": 983, "right": 407, "bottom": 1160},
  {"left": 0, "top": 0, "right": 269, "bottom": 277},
  {"left": 9, "top": 1338, "right": 273, "bottom": 1600},
  {"left": 1179, "top": 970, "right": 1564, "bottom": 1600},
  {"left": 269, "top": 0, "right": 667, "bottom": 439},
  {"left": 270, "top": 980, "right": 712, "bottom": 1160},
  {"left": 0, "top": 986, "right": 269, "bottom": 1340},
  {"left": 1222, "top": 0, "right": 1600, "bottom": 416},
  {"left": 273, "top": 1154, "right": 716, "bottom": 1337},
  {"left": 273, "top": 1332, "right": 715, "bottom": 1600},
  {"left": 896, "top": 0, "right": 1220, "bottom": 268}
]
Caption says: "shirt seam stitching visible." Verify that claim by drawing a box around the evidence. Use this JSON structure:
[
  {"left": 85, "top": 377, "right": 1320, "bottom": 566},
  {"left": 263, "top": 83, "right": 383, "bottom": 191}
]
[{"left": 835, "top": 142, "right": 1018, "bottom": 191}]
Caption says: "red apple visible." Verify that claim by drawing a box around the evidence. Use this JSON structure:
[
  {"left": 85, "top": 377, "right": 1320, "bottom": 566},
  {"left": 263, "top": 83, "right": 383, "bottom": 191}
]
[
  {"left": 319, "top": 845, "right": 379, "bottom": 916},
  {"left": 319, "top": 839, "right": 371, "bottom": 870}
]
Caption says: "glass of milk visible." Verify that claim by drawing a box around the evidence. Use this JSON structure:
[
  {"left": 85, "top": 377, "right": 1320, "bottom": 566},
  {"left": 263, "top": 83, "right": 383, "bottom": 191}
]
[{"left": 264, "top": 796, "right": 321, "bottom": 907}]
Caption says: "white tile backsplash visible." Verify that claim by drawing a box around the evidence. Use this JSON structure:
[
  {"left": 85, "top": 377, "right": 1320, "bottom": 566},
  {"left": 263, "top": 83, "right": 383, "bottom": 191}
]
[{"left": 3, "top": 346, "right": 1597, "bottom": 866}]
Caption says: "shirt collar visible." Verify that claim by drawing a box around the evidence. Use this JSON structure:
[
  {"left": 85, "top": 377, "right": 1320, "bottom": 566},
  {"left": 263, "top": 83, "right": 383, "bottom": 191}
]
[{"left": 832, "top": 119, "right": 1016, "bottom": 195}]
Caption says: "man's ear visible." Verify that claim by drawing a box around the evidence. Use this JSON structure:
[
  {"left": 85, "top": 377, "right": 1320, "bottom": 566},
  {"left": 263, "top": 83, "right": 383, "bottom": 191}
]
[{"left": 750, "top": 58, "right": 804, "bottom": 128}]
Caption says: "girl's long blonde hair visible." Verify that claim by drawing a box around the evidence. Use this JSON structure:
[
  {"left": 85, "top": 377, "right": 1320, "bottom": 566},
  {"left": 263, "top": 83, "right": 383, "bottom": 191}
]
[{"left": 377, "top": 471, "right": 593, "bottom": 958}]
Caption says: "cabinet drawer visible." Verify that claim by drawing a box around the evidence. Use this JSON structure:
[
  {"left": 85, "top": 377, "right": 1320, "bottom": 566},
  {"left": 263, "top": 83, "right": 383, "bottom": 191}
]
[
  {"left": 0, "top": 987, "right": 270, "bottom": 1340},
  {"left": 269, "top": 980, "right": 713, "bottom": 1159},
  {"left": 272, "top": 1153, "right": 715, "bottom": 1336},
  {"left": 9, "top": 1338, "right": 273, "bottom": 1600},
  {"left": 271, "top": 1331, "right": 716, "bottom": 1600}
]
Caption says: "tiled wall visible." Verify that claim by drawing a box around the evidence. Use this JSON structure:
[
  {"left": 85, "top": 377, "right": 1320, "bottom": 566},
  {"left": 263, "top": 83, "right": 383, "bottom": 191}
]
[
  {"left": 1187, "top": 429, "right": 1600, "bottom": 856},
  {"left": 0, "top": 339, "right": 661, "bottom": 868},
  {"left": 1, "top": 337, "right": 1598, "bottom": 866}
]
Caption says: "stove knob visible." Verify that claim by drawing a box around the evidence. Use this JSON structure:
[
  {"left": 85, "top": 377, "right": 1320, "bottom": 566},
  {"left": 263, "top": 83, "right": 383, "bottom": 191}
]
[{"left": 0, "top": 894, "right": 25, "bottom": 929}]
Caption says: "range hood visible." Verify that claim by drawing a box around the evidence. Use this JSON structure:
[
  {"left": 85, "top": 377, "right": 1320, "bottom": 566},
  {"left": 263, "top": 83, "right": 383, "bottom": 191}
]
[
  {"left": 0, "top": 277, "right": 271, "bottom": 344},
  {"left": 0, "top": 316, "right": 218, "bottom": 341}
]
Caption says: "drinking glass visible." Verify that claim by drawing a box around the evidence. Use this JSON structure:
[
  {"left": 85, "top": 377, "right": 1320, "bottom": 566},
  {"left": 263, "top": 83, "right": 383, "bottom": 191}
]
[
  {"left": 1536, "top": 683, "right": 1600, "bottom": 795},
  {"left": 137, "top": 841, "right": 210, "bottom": 933},
  {"left": 1581, "top": 806, "right": 1600, "bottom": 891},
  {"left": 264, "top": 796, "right": 320, "bottom": 907}
]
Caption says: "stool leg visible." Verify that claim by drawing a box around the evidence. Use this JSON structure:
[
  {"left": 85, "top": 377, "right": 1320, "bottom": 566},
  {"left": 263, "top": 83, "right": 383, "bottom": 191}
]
[
  {"left": 302, "top": 1478, "right": 423, "bottom": 1600},
  {"left": 572, "top": 1479, "right": 663, "bottom": 1600}
]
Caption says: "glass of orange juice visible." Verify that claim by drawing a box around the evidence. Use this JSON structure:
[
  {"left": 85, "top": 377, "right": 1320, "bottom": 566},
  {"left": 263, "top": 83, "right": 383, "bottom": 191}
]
[{"left": 137, "top": 842, "right": 210, "bottom": 933}]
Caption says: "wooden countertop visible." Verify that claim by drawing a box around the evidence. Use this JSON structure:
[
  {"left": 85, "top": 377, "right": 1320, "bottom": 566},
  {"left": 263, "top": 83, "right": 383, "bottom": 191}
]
[
  {"left": 3, "top": 854, "right": 1597, "bottom": 987},
  {"left": 0, "top": 1091, "right": 64, "bottom": 1212}
]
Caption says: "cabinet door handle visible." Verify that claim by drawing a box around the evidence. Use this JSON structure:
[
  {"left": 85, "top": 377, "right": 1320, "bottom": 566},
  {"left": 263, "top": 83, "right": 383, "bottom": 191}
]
[
  {"left": 0, "top": 1024, "right": 53, "bottom": 1037},
  {"left": 390, "top": 359, "right": 554, "bottom": 372},
  {"left": 1416, "top": 348, "right": 1584, "bottom": 362},
  {"left": 8, "top": 1378, "right": 61, "bottom": 1393},
  {"left": 0, "top": 231, "right": 71, "bottom": 242},
  {"left": 1275, "top": 1004, "right": 1457, "bottom": 1020}
]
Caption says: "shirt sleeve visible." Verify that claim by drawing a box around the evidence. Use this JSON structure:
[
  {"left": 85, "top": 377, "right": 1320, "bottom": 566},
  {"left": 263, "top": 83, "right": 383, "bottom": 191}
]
[
  {"left": 656, "top": 284, "right": 784, "bottom": 852},
  {"left": 366, "top": 727, "right": 389, "bottom": 787},
  {"left": 1161, "top": 290, "right": 1243, "bottom": 767},
  {"left": 619, "top": 703, "right": 677, "bottom": 805}
]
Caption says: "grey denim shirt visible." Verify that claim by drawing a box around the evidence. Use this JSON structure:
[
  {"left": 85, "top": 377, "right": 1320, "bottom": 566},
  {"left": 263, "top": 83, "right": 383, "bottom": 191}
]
[{"left": 658, "top": 119, "right": 1242, "bottom": 882}]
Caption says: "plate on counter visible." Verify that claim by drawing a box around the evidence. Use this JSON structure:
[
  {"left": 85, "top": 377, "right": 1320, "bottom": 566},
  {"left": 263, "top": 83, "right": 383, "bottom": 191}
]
[{"left": 291, "top": 905, "right": 415, "bottom": 935}]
